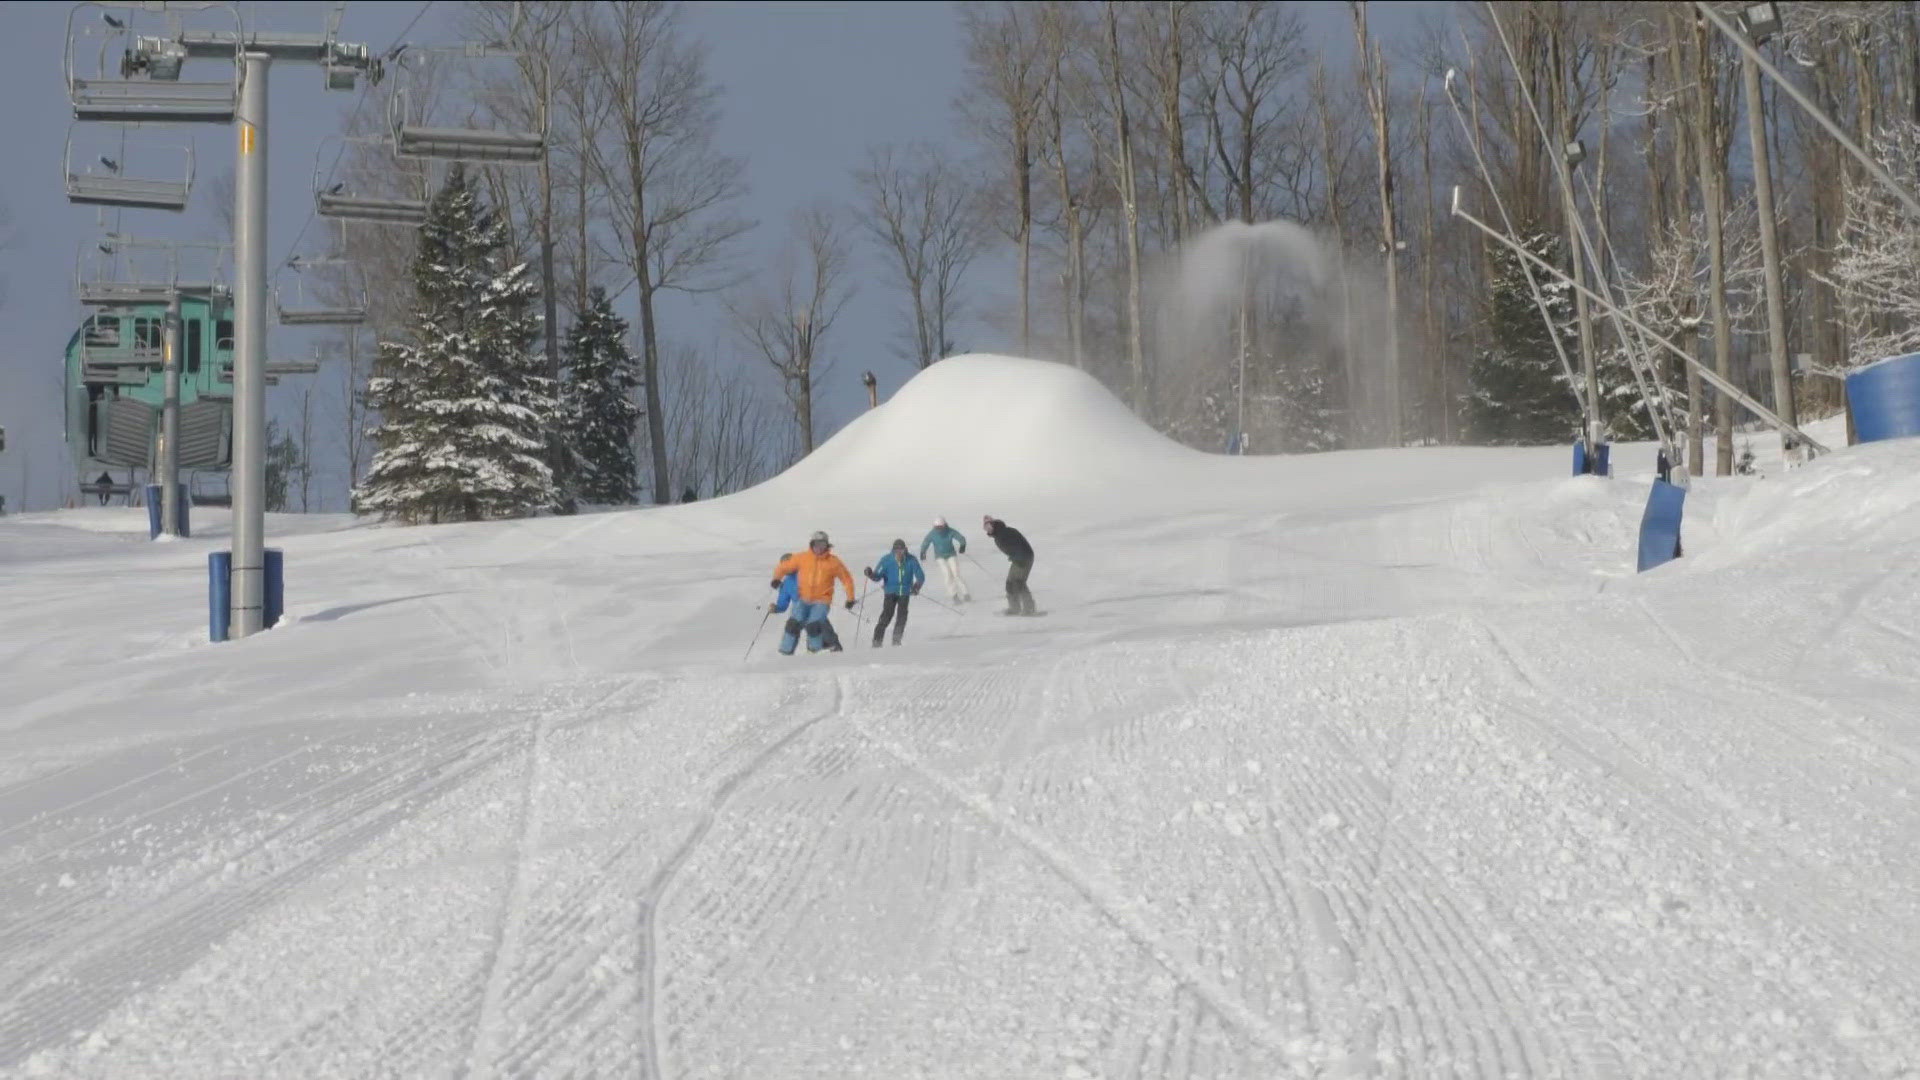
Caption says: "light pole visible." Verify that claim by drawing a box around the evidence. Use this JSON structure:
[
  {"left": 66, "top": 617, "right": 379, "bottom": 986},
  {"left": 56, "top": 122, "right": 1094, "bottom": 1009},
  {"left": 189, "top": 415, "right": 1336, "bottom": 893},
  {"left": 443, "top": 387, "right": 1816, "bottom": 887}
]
[
  {"left": 159, "top": 290, "right": 182, "bottom": 537},
  {"left": 1236, "top": 238, "right": 1249, "bottom": 455},
  {"left": 230, "top": 52, "right": 269, "bottom": 635}
]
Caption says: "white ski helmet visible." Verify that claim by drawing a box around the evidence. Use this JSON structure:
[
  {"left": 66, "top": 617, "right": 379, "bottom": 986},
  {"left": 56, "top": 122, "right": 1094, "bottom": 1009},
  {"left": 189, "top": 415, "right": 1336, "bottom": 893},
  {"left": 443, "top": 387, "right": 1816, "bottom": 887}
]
[{"left": 933, "top": 515, "right": 946, "bottom": 528}]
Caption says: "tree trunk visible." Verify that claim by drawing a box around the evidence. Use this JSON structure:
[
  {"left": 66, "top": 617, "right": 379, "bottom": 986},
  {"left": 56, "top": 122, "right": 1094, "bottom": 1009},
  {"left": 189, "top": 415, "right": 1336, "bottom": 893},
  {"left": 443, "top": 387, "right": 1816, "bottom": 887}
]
[
  {"left": 1418, "top": 81, "right": 1440, "bottom": 444},
  {"left": 1163, "top": 1, "right": 1189, "bottom": 240},
  {"left": 632, "top": 215, "right": 670, "bottom": 502},
  {"left": 1016, "top": 128, "right": 1032, "bottom": 357},
  {"left": 1108, "top": 3, "right": 1146, "bottom": 410},
  {"left": 1352, "top": 6, "right": 1400, "bottom": 446}
]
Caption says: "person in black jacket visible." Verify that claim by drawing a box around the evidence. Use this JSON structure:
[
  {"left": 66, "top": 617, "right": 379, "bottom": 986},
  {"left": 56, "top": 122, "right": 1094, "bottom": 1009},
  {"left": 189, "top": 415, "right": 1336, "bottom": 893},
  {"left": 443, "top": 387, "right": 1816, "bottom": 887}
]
[{"left": 981, "top": 515, "right": 1037, "bottom": 615}]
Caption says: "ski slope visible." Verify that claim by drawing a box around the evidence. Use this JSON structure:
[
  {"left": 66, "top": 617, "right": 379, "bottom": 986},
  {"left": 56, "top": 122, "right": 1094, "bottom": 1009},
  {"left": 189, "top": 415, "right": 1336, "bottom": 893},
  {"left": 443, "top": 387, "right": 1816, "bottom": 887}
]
[{"left": 2, "top": 355, "right": 1916, "bottom": 1079}]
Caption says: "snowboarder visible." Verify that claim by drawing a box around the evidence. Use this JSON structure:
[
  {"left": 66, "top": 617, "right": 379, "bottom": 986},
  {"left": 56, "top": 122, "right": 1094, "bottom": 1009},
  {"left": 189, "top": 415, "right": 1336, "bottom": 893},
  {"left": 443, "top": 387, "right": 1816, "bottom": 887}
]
[
  {"left": 770, "top": 531, "right": 856, "bottom": 654},
  {"left": 770, "top": 552, "right": 842, "bottom": 651},
  {"left": 918, "top": 516, "right": 971, "bottom": 603},
  {"left": 863, "top": 539, "right": 926, "bottom": 647},
  {"left": 982, "top": 515, "right": 1037, "bottom": 615}
]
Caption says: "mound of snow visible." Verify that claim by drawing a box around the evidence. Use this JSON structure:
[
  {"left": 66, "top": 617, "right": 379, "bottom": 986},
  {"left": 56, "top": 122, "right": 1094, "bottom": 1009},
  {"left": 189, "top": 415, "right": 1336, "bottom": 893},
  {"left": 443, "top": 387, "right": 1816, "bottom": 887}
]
[
  {"left": 753, "top": 355, "right": 1202, "bottom": 509},
  {"left": 1689, "top": 435, "right": 1920, "bottom": 572}
]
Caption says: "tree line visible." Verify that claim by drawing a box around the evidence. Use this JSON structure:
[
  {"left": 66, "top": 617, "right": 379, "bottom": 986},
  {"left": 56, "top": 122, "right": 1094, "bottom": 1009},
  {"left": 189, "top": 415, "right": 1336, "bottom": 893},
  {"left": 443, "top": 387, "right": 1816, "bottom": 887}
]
[{"left": 321, "top": 0, "right": 1920, "bottom": 524}]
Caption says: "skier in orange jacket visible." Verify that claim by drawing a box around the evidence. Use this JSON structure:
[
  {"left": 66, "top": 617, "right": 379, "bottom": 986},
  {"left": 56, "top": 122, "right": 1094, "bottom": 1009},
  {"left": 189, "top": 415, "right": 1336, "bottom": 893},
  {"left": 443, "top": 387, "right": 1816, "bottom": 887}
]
[{"left": 770, "top": 531, "right": 857, "bottom": 654}]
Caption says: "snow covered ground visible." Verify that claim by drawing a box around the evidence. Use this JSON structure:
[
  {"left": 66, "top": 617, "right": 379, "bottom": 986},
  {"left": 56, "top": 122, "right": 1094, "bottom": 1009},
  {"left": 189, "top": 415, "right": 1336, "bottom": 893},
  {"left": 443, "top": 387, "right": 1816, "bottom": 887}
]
[{"left": 2, "top": 355, "right": 1915, "bottom": 1078}]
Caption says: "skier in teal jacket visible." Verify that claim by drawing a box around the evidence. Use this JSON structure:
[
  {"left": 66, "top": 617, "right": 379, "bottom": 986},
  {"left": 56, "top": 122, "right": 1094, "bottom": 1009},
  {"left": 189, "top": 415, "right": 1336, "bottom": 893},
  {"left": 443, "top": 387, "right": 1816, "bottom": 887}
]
[
  {"left": 863, "top": 539, "right": 926, "bottom": 647},
  {"left": 918, "top": 516, "right": 971, "bottom": 603}
]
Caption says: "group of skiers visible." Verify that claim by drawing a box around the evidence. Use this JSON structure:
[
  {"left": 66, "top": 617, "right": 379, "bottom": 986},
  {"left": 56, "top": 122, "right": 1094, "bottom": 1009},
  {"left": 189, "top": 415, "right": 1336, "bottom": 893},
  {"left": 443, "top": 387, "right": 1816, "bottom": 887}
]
[{"left": 766, "top": 514, "right": 1036, "bottom": 655}]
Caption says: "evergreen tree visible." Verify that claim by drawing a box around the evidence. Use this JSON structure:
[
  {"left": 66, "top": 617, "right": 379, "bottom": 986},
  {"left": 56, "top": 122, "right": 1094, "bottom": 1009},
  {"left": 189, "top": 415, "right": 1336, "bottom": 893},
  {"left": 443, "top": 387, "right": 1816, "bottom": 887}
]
[
  {"left": 561, "top": 287, "right": 641, "bottom": 504},
  {"left": 264, "top": 420, "right": 299, "bottom": 512},
  {"left": 353, "top": 167, "right": 557, "bottom": 523},
  {"left": 1467, "top": 230, "right": 1581, "bottom": 445}
]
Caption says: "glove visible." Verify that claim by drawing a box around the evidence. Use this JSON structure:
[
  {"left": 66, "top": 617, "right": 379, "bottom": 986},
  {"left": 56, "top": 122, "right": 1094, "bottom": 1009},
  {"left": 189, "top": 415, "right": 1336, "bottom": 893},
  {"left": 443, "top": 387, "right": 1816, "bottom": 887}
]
[
  {"left": 845, "top": 600, "right": 856, "bottom": 611},
  {"left": 767, "top": 603, "right": 778, "bottom": 613},
  {"left": 912, "top": 584, "right": 921, "bottom": 595},
  {"left": 770, "top": 580, "right": 781, "bottom": 590}
]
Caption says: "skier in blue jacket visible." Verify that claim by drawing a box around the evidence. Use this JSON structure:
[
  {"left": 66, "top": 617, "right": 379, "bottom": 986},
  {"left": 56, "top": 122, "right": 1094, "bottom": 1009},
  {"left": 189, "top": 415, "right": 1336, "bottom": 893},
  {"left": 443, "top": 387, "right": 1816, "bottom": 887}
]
[
  {"left": 918, "top": 516, "right": 971, "bottom": 603},
  {"left": 862, "top": 539, "right": 926, "bottom": 647}
]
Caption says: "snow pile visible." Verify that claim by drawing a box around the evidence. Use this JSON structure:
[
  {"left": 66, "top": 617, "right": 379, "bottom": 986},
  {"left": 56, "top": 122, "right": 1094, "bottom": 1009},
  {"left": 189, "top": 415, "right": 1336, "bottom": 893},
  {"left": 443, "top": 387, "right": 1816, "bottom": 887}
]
[
  {"left": 754, "top": 354, "right": 1204, "bottom": 509},
  {"left": 1689, "top": 435, "right": 1920, "bottom": 572}
]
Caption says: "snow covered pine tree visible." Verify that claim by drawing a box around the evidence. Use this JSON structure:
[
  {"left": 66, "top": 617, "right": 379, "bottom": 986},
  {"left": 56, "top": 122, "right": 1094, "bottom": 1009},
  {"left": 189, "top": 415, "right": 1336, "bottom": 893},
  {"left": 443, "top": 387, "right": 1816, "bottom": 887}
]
[
  {"left": 561, "top": 287, "right": 641, "bottom": 505},
  {"left": 354, "top": 166, "right": 558, "bottom": 523},
  {"left": 1467, "top": 227, "right": 1581, "bottom": 446}
]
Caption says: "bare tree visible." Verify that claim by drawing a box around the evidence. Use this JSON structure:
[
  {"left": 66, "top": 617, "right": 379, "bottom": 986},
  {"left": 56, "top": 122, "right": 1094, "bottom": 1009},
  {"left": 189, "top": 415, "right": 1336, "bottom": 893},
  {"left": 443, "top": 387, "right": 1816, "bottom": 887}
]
[
  {"left": 1351, "top": 1, "right": 1402, "bottom": 446},
  {"left": 731, "top": 207, "right": 855, "bottom": 455},
  {"left": 576, "top": 0, "right": 749, "bottom": 503},
  {"left": 665, "top": 343, "right": 792, "bottom": 497},
  {"left": 855, "top": 143, "right": 983, "bottom": 369},
  {"left": 959, "top": 1, "right": 1048, "bottom": 355}
]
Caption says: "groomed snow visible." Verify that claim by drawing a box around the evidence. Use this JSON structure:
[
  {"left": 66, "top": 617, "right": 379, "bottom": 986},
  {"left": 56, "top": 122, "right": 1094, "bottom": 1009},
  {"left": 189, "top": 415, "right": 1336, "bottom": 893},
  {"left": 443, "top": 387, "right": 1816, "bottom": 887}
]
[{"left": 1, "top": 354, "right": 1915, "bottom": 1078}]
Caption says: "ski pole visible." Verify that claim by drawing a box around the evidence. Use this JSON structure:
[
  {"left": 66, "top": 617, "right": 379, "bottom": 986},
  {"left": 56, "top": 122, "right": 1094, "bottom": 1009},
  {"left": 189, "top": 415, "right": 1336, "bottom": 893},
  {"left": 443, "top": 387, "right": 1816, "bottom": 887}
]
[
  {"left": 965, "top": 552, "right": 991, "bottom": 575},
  {"left": 744, "top": 607, "right": 773, "bottom": 660},
  {"left": 853, "top": 578, "right": 871, "bottom": 642},
  {"left": 915, "top": 593, "right": 964, "bottom": 617}
]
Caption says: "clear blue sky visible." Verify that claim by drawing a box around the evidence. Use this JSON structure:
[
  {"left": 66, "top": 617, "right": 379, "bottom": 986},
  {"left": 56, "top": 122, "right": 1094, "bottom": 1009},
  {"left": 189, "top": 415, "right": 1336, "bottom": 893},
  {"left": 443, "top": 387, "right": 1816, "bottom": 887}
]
[{"left": 0, "top": 0, "right": 1430, "bottom": 513}]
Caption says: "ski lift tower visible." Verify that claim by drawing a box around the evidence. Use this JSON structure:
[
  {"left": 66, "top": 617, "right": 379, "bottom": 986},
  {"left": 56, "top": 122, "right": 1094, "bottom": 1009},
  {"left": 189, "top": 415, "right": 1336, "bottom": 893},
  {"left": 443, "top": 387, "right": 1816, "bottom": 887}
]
[{"left": 67, "top": 1, "right": 380, "bottom": 639}]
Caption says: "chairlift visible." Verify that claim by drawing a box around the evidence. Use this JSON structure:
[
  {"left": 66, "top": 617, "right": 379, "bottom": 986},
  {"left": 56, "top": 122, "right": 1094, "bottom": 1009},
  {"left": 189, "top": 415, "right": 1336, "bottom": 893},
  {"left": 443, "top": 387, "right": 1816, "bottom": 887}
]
[
  {"left": 313, "top": 136, "right": 429, "bottom": 225},
  {"left": 387, "top": 44, "right": 548, "bottom": 164},
  {"left": 65, "top": 2, "right": 242, "bottom": 124},
  {"left": 274, "top": 255, "right": 367, "bottom": 326},
  {"left": 77, "top": 236, "right": 230, "bottom": 307},
  {"left": 64, "top": 122, "right": 194, "bottom": 211}
]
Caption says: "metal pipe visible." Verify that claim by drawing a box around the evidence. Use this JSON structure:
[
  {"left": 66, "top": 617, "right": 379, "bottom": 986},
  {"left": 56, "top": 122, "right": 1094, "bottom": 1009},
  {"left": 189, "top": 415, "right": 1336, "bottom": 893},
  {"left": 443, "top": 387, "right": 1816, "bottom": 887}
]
[
  {"left": 159, "top": 291, "right": 181, "bottom": 538},
  {"left": 231, "top": 52, "right": 269, "bottom": 637},
  {"left": 1741, "top": 48, "right": 1799, "bottom": 461},
  {"left": 1451, "top": 198, "right": 1828, "bottom": 455},
  {"left": 1693, "top": 1, "right": 1920, "bottom": 225}
]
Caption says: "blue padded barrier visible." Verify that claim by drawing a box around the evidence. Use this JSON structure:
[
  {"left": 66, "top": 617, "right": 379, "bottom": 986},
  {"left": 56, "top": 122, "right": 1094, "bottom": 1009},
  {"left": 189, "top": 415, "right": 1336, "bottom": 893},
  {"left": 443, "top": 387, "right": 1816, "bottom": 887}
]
[
  {"left": 1847, "top": 353, "right": 1920, "bottom": 443},
  {"left": 1636, "top": 480, "right": 1686, "bottom": 573}
]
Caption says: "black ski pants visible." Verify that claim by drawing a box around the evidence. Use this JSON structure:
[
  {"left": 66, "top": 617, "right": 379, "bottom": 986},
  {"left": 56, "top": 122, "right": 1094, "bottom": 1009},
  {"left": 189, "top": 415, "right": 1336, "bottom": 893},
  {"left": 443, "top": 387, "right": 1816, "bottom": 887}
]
[
  {"left": 873, "top": 593, "right": 910, "bottom": 645},
  {"left": 1005, "top": 559, "right": 1036, "bottom": 614}
]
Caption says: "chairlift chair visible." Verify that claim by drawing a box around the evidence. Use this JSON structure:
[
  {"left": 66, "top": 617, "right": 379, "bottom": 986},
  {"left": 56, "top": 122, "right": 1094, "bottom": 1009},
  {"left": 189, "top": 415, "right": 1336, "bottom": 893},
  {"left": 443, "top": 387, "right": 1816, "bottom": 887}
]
[
  {"left": 66, "top": 2, "right": 242, "bottom": 124},
  {"left": 387, "top": 44, "right": 548, "bottom": 164},
  {"left": 64, "top": 122, "right": 194, "bottom": 211},
  {"left": 77, "top": 236, "right": 230, "bottom": 308},
  {"left": 274, "top": 256, "right": 367, "bottom": 325},
  {"left": 312, "top": 136, "right": 429, "bottom": 225}
]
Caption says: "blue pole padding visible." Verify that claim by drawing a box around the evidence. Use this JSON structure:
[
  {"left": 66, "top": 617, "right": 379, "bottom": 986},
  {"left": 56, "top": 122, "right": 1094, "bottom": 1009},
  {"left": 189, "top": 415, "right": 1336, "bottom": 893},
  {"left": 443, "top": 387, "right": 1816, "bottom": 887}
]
[
  {"left": 1572, "top": 441, "right": 1587, "bottom": 476},
  {"left": 265, "top": 548, "right": 284, "bottom": 628},
  {"left": 146, "top": 485, "right": 163, "bottom": 539},
  {"left": 1636, "top": 480, "right": 1687, "bottom": 573},
  {"left": 208, "top": 551, "right": 232, "bottom": 642},
  {"left": 176, "top": 483, "right": 190, "bottom": 538},
  {"left": 1846, "top": 352, "right": 1920, "bottom": 443},
  {"left": 1594, "top": 443, "right": 1611, "bottom": 477}
]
